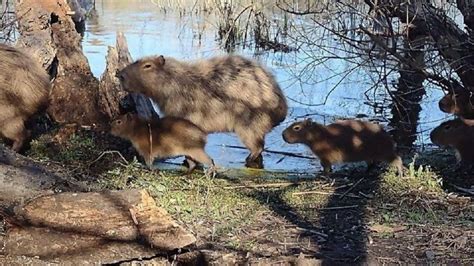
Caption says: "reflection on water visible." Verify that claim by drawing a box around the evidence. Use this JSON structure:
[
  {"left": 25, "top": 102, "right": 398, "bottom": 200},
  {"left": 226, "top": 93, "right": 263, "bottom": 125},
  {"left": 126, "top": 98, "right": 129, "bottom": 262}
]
[{"left": 82, "top": 0, "right": 449, "bottom": 172}]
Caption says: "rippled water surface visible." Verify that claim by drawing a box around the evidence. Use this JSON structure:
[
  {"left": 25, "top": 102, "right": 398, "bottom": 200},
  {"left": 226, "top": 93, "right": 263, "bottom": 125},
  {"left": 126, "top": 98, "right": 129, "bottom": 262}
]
[{"left": 82, "top": 0, "right": 448, "bottom": 173}]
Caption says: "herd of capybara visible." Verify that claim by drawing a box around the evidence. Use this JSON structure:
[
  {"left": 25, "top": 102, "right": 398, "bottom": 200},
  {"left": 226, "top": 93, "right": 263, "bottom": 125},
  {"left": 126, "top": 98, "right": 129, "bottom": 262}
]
[{"left": 0, "top": 43, "right": 472, "bottom": 175}]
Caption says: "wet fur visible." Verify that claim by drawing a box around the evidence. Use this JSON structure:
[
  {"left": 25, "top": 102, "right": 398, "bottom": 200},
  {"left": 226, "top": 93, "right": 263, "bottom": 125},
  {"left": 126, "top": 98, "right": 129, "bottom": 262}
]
[
  {"left": 0, "top": 44, "right": 51, "bottom": 151},
  {"left": 110, "top": 113, "right": 213, "bottom": 172},
  {"left": 282, "top": 119, "right": 403, "bottom": 173},
  {"left": 118, "top": 55, "right": 288, "bottom": 168},
  {"left": 430, "top": 119, "right": 474, "bottom": 164}
]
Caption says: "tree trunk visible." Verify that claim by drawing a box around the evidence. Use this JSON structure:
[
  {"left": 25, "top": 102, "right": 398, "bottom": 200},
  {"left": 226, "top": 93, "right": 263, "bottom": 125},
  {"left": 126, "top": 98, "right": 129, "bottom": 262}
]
[
  {"left": 389, "top": 33, "right": 426, "bottom": 151},
  {"left": 15, "top": 0, "right": 106, "bottom": 126},
  {"left": 374, "top": 0, "right": 474, "bottom": 91}
]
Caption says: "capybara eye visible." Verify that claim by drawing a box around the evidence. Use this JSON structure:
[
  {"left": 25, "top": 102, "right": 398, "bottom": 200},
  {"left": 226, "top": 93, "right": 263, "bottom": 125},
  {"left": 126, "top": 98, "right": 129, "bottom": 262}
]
[
  {"left": 444, "top": 125, "right": 451, "bottom": 130},
  {"left": 143, "top": 63, "right": 152, "bottom": 69},
  {"left": 116, "top": 120, "right": 122, "bottom": 125},
  {"left": 293, "top": 125, "right": 301, "bottom": 131}
]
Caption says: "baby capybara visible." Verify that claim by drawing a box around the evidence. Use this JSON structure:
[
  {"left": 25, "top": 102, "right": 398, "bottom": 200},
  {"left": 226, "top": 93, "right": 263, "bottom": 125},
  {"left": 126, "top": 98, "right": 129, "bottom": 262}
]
[
  {"left": 117, "top": 55, "right": 288, "bottom": 168},
  {"left": 430, "top": 119, "right": 474, "bottom": 165},
  {"left": 438, "top": 89, "right": 474, "bottom": 119},
  {"left": 0, "top": 44, "right": 51, "bottom": 152},
  {"left": 110, "top": 113, "right": 214, "bottom": 173},
  {"left": 282, "top": 119, "right": 403, "bottom": 174}
]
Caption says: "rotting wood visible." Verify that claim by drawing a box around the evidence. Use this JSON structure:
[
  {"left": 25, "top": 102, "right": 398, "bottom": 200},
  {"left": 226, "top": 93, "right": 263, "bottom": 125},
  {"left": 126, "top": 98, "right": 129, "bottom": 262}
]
[
  {"left": 14, "top": 189, "right": 196, "bottom": 250},
  {"left": 99, "top": 34, "right": 131, "bottom": 119},
  {"left": 0, "top": 145, "right": 196, "bottom": 261},
  {"left": 4, "top": 226, "right": 160, "bottom": 263},
  {"left": 15, "top": 0, "right": 106, "bottom": 126}
]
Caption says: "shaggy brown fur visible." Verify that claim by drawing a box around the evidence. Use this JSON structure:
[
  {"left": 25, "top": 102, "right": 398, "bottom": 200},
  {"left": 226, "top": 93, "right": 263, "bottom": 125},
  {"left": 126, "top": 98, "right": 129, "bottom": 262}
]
[
  {"left": 110, "top": 113, "right": 214, "bottom": 172},
  {"left": 430, "top": 119, "right": 474, "bottom": 165},
  {"left": 282, "top": 119, "right": 403, "bottom": 174},
  {"left": 439, "top": 89, "right": 474, "bottom": 119},
  {"left": 0, "top": 44, "right": 51, "bottom": 152},
  {"left": 117, "top": 54, "right": 288, "bottom": 168}
]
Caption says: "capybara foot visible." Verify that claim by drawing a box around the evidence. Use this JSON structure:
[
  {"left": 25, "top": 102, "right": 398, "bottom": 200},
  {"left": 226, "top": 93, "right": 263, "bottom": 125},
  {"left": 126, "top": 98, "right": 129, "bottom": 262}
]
[{"left": 245, "top": 154, "right": 263, "bottom": 169}]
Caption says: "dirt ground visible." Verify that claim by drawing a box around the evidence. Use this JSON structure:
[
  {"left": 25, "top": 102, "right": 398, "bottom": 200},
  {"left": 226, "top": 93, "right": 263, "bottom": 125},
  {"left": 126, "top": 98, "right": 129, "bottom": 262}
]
[{"left": 0, "top": 130, "right": 473, "bottom": 265}]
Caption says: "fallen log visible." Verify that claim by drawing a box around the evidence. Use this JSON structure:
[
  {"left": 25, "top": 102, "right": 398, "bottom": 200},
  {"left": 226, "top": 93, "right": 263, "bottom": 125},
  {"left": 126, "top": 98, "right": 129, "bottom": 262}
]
[
  {"left": 0, "top": 145, "right": 196, "bottom": 262},
  {"left": 14, "top": 189, "right": 196, "bottom": 250},
  {"left": 4, "top": 227, "right": 159, "bottom": 263}
]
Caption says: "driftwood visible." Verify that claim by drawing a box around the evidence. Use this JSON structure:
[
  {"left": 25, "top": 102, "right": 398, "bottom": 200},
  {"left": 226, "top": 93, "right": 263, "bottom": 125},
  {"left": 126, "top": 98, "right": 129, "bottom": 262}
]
[{"left": 15, "top": 0, "right": 106, "bottom": 126}]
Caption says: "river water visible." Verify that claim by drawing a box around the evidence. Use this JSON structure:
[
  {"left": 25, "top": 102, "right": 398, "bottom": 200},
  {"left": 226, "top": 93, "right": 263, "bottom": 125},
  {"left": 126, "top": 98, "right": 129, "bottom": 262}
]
[{"left": 82, "top": 0, "right": 450, "bottom": 173}]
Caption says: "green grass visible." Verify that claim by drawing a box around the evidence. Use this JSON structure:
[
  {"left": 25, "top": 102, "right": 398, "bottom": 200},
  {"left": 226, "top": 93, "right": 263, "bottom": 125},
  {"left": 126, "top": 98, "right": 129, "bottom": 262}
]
[
  {"left": 381, "top": 157, "right": 443, "bottom": 196},
  {"left": 98, "top": 159, "right": 263, "bottom": 239},
  {"left": 25, "top": 130, "right": 471, "bottom": 248},
  {"left": 28, "top": 131, "right": 98, "bottom": 164}
]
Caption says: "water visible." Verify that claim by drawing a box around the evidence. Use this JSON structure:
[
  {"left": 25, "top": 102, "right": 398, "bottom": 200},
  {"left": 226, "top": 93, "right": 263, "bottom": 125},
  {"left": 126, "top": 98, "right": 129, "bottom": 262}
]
[{"left": 82, "top": 0, "right": 450, "bottom": 173}]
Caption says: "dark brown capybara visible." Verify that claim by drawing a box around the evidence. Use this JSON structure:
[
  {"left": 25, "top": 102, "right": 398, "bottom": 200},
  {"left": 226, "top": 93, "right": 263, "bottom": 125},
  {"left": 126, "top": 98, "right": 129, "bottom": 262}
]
[
  {"left": 0, "top": 43, "right": 51, "bottom": 152},
  {"left": 282, "top": 119, "right": 403, "bottom": 175},
  {"left": 117, "top": 54, "right": 288, "bottom": 168},
  {"left": 438, "top": 88, "right": 474, "bottom": 119},
  {"left": 430, "top": 119, "right": 474, "bottom": 165},
  {"left": 110, "top": 113, "right": 214, "bottom": 173}
]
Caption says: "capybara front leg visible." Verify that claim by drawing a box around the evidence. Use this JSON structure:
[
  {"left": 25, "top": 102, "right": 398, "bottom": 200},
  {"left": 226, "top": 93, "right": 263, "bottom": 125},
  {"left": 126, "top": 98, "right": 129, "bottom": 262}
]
[{"left": 237, "top": 127, "right": 265, "bottom": 169}]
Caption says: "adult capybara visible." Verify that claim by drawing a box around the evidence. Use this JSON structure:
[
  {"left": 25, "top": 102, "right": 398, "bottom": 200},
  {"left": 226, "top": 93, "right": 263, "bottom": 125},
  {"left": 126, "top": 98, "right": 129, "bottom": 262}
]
[
  {"left": 110, "top": 113, "right": 214, "bottom": 173},
  {"left": 438, "top": 88, "right": 474, "bottom": 119},
  {"left": 0, "top": 44, "right": 51, "bottom": 152},
  {"left": 430, "top": 119, "right": 474, "bottom": 165},
  {"left": 282, "top": 119, "right": 403, "bottom": 174},
  {"left": 117, "top": 54, "right": 288, "bottom": 168}
]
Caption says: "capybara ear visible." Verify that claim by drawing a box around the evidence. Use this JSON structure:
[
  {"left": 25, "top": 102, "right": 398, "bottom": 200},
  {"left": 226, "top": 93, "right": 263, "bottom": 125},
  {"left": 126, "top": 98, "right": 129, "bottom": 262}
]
[{"left": 156, "top": 55, "right": 165, "bottom": 66}]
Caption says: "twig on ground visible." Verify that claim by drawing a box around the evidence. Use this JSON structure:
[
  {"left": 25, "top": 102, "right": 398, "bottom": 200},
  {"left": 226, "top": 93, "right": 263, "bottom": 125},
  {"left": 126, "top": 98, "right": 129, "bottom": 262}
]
[
  {"left": 339, "top": 177, "right": 365, "bottom": 199},
  {"left": 292, "top": 190, "right": 361, "bottom": 198},
  {"left": 320, "top": 205, "right": 359, "bottom": 210},
  {"left": 451, "top": 184, "right": 474, "bottom": 196},
  {"left": 223, "top": 182, "right": 295, "bottom": 189},
  {"left": 89, "top": 150, "right": 129, "bottom": 166}
]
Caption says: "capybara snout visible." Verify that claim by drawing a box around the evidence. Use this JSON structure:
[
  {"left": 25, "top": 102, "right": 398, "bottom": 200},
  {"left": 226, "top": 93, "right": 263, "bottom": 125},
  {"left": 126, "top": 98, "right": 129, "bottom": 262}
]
[{"left": 438, "top": 89, "right": 474, "bottom": 119}]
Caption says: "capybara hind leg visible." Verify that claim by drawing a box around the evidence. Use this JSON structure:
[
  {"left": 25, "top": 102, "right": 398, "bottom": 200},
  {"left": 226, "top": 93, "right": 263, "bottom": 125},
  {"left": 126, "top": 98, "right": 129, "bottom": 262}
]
[
  {"left": 2, "top": 119, "right": 27, "bottom": 152},
  {"left": 185, "top": 156, "right": 197, "bottom": 174},
  {"left": 237, "top": 130, "right": 264, "bottom": 169},
  {"left": 186, "top": 149, "right": 215, "bottom": 176},
  {"left": 186, "top": 149, "right": 214, "bottom": 167}
]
